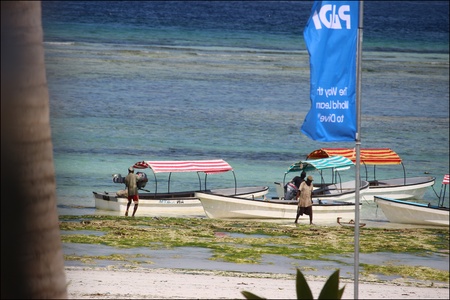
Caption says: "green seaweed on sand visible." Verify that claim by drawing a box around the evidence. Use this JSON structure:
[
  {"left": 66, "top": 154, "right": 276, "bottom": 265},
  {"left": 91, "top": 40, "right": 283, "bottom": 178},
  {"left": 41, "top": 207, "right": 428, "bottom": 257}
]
[
  {"left": 59, "top": 215, "right": 449, "bottom": 282},
  {"left": 361, "top": 264, "right": 449, "bottom": 282},
  {"left": 65, "top": 253, "right": 153, "bottom": 266}
]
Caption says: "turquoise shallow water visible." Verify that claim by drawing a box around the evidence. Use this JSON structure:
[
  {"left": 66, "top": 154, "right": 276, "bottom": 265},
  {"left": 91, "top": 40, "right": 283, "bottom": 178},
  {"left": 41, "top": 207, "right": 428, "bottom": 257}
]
[{"left": 42, "top": 2, "right": 449, "bottom": 219}]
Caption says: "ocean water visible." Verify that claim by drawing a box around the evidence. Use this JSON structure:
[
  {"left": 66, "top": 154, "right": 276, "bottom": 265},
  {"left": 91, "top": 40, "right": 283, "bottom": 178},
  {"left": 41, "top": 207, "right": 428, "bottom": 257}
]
[{"left": 41, "top": 1, "right": 449, "bottom": 218}]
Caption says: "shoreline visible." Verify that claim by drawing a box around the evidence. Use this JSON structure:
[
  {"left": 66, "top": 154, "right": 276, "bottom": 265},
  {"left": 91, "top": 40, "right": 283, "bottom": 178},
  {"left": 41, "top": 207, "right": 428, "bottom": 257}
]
[{"left": 65, "top": 266, "right": 449, "bottom": 299}]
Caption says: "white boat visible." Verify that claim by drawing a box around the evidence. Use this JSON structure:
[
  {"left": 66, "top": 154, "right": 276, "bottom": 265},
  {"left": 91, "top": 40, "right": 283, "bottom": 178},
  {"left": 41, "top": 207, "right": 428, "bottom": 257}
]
[
  {"left": 374, "top": 174, "right": 449, "bottom": 226},
  {"left": 196, "top": 156, "right": 367, "bottom": 221},
  {"left": 307, "top": 148, "right": 435, "bottom": 201},
  {"left": 196, "top": 193, "right": 359, "bottom": 221},
  {"left": 93, "top": 159, "right": 269, "bottom": 216}
]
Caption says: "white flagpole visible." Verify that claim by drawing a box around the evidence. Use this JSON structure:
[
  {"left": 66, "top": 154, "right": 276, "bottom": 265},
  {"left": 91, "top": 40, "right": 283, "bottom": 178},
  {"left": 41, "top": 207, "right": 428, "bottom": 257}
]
[{"left": 354, "top": 1, "right": 364, "bottom": 299}]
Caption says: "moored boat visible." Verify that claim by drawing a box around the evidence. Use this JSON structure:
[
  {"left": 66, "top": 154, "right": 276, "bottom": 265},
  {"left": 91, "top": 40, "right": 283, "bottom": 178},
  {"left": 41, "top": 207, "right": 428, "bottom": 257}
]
[
  {"left": 197, "top": 156, "right": 367, "bottom": 221},
  {"left": 93, "top": 159, "right": 269, "bottom": 216},
  {"left": 306, "top": 148, "right": 435, "bottom": 201},
  {"left": 196, "top": 192, "right": 358, "bottom": 221},
  {"left": 337, "top": 217, "right": 366, "bottom": 228},
  {"left": 374, "top": 174, "right": 449, "bottom": 226}
]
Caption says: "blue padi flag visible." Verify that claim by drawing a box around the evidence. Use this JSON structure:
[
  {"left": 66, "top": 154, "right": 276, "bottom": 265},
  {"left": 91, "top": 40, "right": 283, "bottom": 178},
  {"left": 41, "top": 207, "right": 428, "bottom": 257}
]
[{"left": 301, "top": 1, "right": 359, "bottom": 142}]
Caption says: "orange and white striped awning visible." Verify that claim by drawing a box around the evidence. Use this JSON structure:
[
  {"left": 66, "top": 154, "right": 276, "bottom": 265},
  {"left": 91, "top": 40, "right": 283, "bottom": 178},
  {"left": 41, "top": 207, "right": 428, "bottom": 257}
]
[{"left": 306, "top": 148, "right": 403, "bottom": 165}]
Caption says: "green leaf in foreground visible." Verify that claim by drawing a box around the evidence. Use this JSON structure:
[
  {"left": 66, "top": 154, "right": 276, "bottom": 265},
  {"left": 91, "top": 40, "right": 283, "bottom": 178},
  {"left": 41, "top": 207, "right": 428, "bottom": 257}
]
[
  {"left": 242, "top": 269, "right": 345, "bottom": 300},
  {"left": 296, "top": 268, "right": 314, "bottom": 299}
]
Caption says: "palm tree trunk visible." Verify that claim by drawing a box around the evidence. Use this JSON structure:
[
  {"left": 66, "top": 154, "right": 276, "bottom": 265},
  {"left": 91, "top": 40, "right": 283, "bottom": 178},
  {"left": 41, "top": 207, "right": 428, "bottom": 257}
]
[{"left": 1, "top": 2, "right": 68, "bottom": 298}]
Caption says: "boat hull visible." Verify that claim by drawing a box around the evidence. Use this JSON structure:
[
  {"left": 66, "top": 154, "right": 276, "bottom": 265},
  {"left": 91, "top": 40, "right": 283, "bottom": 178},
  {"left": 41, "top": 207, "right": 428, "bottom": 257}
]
[
  {"left": 361, "top": 176, "right": 435, "bottom": 201},
  {"left": 196, "top": 192, "right": 359, "bottom": 221},
  {"left": 94, "top": 193, "right": 204, "bottom": 215},
  {"left": 374, "top": 196, "right": 449, "bottom": 226},
  {"left": 94, "top": 186, "right": 269, "bottom": 216}
]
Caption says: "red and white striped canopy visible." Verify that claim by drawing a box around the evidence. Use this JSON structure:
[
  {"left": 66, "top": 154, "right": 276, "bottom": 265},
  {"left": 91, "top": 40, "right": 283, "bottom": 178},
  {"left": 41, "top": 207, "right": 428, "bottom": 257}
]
[
  {"left": 307, "top": 148, "right": 403, "bottom": 165},
  {"left": 132, "top": 159, "right": 233, "bottom": 174},
  {"left": 443, "top": 174, "right": 449, "bottom": 185}
]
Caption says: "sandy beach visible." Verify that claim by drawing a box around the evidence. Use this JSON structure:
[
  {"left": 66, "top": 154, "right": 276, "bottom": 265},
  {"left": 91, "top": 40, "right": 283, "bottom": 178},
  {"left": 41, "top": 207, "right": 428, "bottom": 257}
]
[{"left": 65, "top": 267, "right": 449, "bottom": 299}]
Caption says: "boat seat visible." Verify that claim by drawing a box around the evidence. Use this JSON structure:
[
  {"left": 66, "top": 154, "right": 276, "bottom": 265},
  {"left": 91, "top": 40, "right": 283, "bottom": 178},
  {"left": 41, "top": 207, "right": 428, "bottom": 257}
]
[
  {"left": 369, "top": 180, "right": 379, "bottom": 186},
  {"left": 313, "top": 189, "right": 333, "bottom": 196},
  {"left": 313, "top": 186, "right": 346, "bottom": 196},
  {"left": 369, "top": 180, "right": 391, "bottom": 186},
  {"left": 274, "top": 182, "right": 285, "bottom": 200}
]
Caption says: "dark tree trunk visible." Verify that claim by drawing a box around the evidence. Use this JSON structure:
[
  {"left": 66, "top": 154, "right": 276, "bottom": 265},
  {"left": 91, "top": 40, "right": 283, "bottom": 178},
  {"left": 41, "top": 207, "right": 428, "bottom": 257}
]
[{"left": 1, "top": 2, "right": 68, "bottom": 298}]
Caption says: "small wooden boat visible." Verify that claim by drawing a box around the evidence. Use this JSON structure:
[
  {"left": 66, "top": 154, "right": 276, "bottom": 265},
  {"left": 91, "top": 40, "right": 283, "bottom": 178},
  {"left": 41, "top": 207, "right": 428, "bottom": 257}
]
[
  {"left": 337, "top": 217, "right": 366, "bottom": 228},
  {"left": 374, "top": 175, "right": 449, "bottom": 226},
  {"left": 306, "top": 148, "right": 435, "bottom": 201},
  {"left": 93, "top": 159, "right": 268, "bottom": 216}
]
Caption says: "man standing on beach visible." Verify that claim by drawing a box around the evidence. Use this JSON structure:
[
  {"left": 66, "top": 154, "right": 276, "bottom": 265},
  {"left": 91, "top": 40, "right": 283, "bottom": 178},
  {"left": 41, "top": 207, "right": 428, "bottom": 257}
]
[
  {"left": 125, "top": 166, "right": 139, "bottom": 217},
  {"left": 294, "top": 175, "right": 314, "bottom": 225}
]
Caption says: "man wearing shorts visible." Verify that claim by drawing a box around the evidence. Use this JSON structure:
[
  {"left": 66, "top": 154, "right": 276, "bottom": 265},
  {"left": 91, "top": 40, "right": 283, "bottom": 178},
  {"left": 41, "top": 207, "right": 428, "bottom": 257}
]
[
  {"left": 125, "top": 166, "right": 139, "bottom": 217},
  {"left": 294, "top": 175, "right": 314, "bottom": 225}
]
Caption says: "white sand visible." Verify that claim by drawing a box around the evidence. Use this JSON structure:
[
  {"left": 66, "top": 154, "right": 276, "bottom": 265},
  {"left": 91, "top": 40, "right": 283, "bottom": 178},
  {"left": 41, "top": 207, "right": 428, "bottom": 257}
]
[{"left": 65, "top": 267, "right": 449, "bottom": 299}]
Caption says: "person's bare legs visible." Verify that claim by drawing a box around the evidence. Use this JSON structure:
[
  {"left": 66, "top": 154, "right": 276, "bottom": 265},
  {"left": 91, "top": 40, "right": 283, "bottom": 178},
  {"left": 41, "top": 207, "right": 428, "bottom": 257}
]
[
  {"left": 125, "top": 200, "right": 131, "bottom": 216},
  {"left": 294, "top": 207, "right": 301, "bottom": 223},
  {"left": 309, "top": 208, "right": 314, "bottom": 225},
  {"left": 132, "top": 203, "right": 138, "bottom": 217}
]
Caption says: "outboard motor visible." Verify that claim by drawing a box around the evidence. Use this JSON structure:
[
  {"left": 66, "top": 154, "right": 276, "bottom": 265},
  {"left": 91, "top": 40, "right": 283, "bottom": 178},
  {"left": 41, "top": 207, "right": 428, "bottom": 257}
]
[
  {"left": 136, "top": 172, "right": 148, "bottom": 189},
  {"left": 112, "top": 172, "right": 148, "bottom": 189},
  {"left": 112, "top": 173, "right": 125, "bottom": 184}
]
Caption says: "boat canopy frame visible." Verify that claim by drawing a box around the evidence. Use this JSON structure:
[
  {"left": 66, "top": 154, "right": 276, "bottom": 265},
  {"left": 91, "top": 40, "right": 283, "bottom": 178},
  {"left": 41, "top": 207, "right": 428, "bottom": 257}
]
[
  {"left": 284, "top": 156, "right": 355, "bottom": 192},
  {"left": 133, "top": 159, "right": 237, "bottom": 195},
  {"left": 306, "top": 148, "right": 407, "bottom": 185},
  {"left": 438, "top": 174, "right": 449, "bottom": 207}
]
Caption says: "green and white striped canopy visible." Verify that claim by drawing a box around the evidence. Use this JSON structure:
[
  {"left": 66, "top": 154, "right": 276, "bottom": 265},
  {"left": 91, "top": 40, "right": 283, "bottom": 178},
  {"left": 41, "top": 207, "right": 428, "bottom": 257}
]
[{"left": 285, "top": 155, "right": 354, "bottom": 174}]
